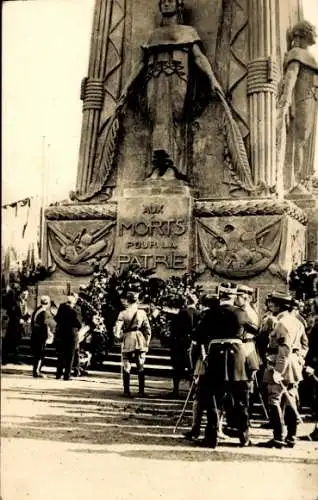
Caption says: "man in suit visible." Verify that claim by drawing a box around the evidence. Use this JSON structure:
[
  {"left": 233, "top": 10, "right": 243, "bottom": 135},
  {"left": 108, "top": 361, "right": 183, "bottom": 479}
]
[
  {"left": 169, "top": 293, "right": 200, "bottom": 397},
  {"left": 55, "top": 293, "right": 82, "bottom": 380},
  {"left": 202, "top": 283, "right": 259, "bottom": 448},
  {"left": 183, "top": 294, "right": 220, "bottom": 440}
]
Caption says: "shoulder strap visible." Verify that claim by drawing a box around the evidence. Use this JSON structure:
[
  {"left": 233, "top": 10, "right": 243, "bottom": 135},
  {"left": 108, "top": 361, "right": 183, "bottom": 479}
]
[{"left": 124, "top": 311, "right": 138, "bottom": 333}]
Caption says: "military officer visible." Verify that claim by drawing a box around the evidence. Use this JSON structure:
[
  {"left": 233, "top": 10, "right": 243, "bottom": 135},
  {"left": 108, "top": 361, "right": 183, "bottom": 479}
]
[
  {"left": 114, "top": 291, "right": 151, "bottom": 397},
  {"left": 262, "top": 292, "right": 308, "bottom": 448},
  {"left": 202, "top": 283, "right": 259, "bottom": 448},
  {"left": 235, "top": 285, "right": 260, "bottom": 366},
  {"left": 235, "top": 285, "right": 261, "bottom": 416}
]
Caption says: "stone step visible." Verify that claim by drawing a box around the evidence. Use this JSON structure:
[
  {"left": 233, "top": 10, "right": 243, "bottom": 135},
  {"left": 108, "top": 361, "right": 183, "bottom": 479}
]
[{"left": 16, "top": 338, "right": 174, "bottom": 377}]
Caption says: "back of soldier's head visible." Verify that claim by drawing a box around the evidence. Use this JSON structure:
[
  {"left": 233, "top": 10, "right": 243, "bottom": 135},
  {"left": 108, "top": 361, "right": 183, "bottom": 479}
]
[{"left": 126, "top": 291, "right": 139, "bottom": 304}]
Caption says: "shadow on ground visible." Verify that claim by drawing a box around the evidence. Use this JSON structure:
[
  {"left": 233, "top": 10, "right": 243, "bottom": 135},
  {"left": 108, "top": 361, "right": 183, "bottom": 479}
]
[
  {"left": 2, "top": 369, "right": 318, "bottom": 465},
  {"left": 2, "top": 371, "right": 190, "bottom": 447},
  {"left": 69, "top": 446, "right": 318, "bottom": 465}
]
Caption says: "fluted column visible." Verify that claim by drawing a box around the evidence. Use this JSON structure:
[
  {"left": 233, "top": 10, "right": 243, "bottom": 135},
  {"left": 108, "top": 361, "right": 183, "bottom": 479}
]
[
  {"left": 248, "top": 0, "right": 279, "bottom": 193},
  {"left": 76, "top": 0, "right": 126, "bottom": 195}
]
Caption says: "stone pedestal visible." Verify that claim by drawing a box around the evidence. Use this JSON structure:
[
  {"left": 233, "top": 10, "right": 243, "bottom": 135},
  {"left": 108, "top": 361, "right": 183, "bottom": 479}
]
[{"left": 114, "top": 180, "right": 194, "bottom": 278}]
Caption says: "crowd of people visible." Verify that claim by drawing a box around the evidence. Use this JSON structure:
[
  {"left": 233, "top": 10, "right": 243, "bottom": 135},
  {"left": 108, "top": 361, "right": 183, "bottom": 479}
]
[
  {"left": 172, "top": 284, "right": 318, "bottom": 448},
  {"left": 1, "top": 275, "right": 318, "bottom": 450}
]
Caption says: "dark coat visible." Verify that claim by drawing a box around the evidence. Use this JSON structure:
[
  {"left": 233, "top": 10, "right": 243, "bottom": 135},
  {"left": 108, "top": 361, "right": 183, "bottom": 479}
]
[
  {"left": 203, "top": 304, "right": 259, "bottom": 382},
  {"left": 55, "top": 303, "right": 82, "bottom": 348},
  {"left": 170, "top": 307, "right": 200, "bottom": 347},
  {"left": 30, "top": 308, "right": 54, "bottom": 354},
  {"left": 5, "top": 299, "right": 30, "bottom": 342},
  {"left": 170, "top": 306, "right": 200, "bottom": 371}
]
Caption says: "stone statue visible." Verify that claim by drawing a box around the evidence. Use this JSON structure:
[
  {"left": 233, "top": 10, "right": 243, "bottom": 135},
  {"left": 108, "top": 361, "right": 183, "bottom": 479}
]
[
  {"left": 277, "top": 21, "right": 318, "bottom": 192},
  {"left": 77, "top": 0, "right": 257, "bottom": 197},
  {"left": 122, "top": 0, "right": 225, "bottom": 180},
  {"left": 119, "top": 0, "right": 254, "bottom": 184}
]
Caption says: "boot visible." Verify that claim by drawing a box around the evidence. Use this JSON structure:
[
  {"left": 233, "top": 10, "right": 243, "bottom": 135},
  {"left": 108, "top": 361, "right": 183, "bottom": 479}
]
[
  {"left": 239, "top": 429, "right": 252, "bottom": 447},
  {"left": 262, "top": 405, "right": 285, "bottom": 448},
  {"left": 310, "top": 425, "right": 318, "bottom": 441},
  {"left": 188, "top": 399, "right": 202, "bottom": 439},
  {"left": 123, "top": 371, "right": 131, "bottom": 397},
  {"left": 170, "top": 375, "right": 180, "bottom": 398},
  {"left": 138, "top": 372, "right": 145, "bottom": 397},
  {"left": 285, "top": 405, "right": 297, "bottom": 448},
  {"left": 33, "top": 359, "right": 42, "bottom": 378}
]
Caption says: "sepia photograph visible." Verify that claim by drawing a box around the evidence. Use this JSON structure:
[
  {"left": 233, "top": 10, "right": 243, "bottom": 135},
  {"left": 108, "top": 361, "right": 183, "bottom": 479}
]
[{"left": 2, "top": 0, "right": 318, "bottom": 499}]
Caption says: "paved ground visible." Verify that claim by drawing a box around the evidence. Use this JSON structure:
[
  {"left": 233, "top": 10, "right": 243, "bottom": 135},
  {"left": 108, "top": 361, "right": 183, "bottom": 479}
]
[{"left": 1, "top": 365, "right": 318, "bottom": 500}]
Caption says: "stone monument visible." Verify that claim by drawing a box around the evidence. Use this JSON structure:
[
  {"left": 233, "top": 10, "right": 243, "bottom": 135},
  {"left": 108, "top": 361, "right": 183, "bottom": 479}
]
[{"left": 40, "top": 0, "right": 317, "bottom": 304}]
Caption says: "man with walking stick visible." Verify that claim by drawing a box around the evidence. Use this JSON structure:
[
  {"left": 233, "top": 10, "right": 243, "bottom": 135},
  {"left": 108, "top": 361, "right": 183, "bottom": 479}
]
[
  {"left": 200, "top": 283, "right": 259, "bottom": 448},
  {"left": 182, "top": 295, "right": 220, "bottom": 440},
  {"left": 261, "top": 292, "right": 308, "bottom": 448}
]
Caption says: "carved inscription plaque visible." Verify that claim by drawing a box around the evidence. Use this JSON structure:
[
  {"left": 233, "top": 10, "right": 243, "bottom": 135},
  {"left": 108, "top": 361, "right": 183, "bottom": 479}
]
[{"left": 115, "top": 193, "right": 193, "bottom": 276}]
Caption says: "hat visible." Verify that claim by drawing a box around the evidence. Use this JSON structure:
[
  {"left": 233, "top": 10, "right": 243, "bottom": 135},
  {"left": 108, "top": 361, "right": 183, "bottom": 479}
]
[
  {"left": 218, "top": 282, "right": 237, "bottom": 297},
  {"left": 266, "top": 292, "right": 293, "bottom": 305},
  {"left": 237, "top": 285, "right": 254, "bottom": 296},
  {"left": 40, "top": 295, "right": 50, "bottom": 306}
]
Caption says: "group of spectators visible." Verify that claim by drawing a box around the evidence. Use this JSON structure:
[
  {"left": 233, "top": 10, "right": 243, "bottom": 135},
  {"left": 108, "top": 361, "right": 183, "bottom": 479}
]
[{"left": 2, "top": 289, "right": 95, "bottom": 380}]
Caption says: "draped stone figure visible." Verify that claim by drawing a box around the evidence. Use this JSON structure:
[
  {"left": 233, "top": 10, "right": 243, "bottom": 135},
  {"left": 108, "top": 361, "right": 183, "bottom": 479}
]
[
  {"left": 115, "top": 0, "right": 225, "bottom": 181},
  {"left": 74, "top": 0, "right": 257, "bottom": 199},
  {"left": 277, "top": 21, "right": 318, "bottom": 192}
]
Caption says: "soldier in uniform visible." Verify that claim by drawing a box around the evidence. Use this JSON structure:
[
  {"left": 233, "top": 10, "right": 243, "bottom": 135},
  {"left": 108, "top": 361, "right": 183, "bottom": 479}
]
[
  {"left": 262, "top": 292, "right": 308, "bottom": 448},
  {"left": 235, "top": 285, "right": 260, "bottom": 367},
  {"left": 235, "top": 285, "right": 261, "bottom": 418},
  {"left": 202, "top": 283, "right": 259, "bottom": 448},
  {"left": 114, "top": 292, "right": 151, "bottom": 397}
]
